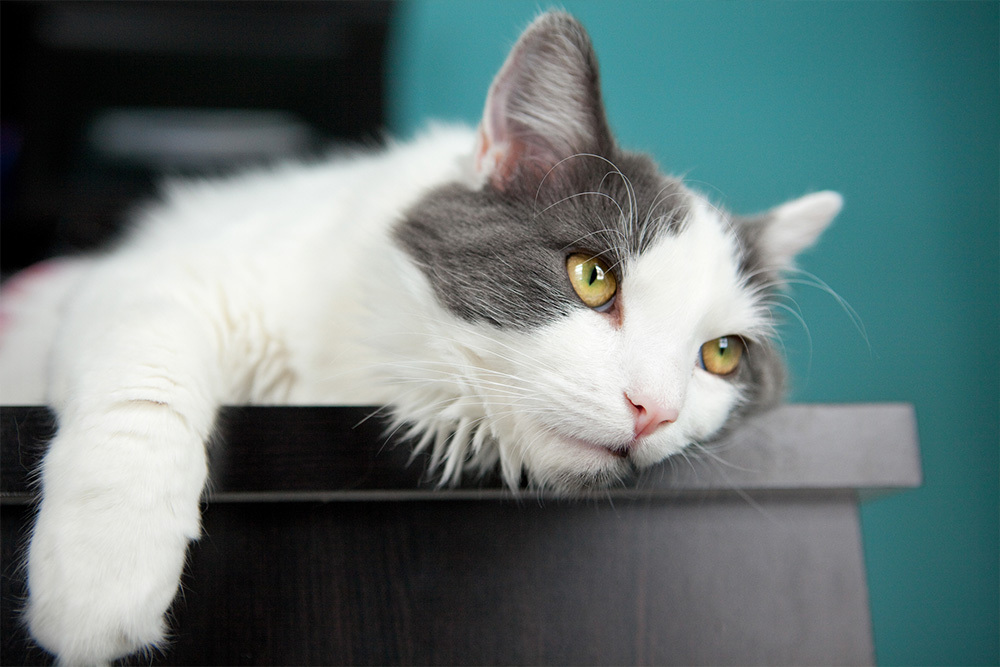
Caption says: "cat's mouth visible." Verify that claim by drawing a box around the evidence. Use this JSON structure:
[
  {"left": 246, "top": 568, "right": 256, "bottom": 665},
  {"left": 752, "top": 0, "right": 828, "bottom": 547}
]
[
  {"left": 600, "top": 443, "right": 631, "bottom": 460},
  {"left": 564, "top": 435, "right": 633, "bottom": 461}
]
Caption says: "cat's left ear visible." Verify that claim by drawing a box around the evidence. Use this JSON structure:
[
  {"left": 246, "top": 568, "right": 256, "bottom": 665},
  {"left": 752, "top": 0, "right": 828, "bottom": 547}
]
[
  {"left": 745, "top": 191, "right": 843, "bottom": 269},
  {"left": 474, "top": 12, "right": 615, "bottom": 195}
]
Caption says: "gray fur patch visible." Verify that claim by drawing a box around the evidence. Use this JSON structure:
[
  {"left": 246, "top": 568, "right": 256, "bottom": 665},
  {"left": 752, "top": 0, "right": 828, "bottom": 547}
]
[
  {"left": 393, "top": 150, "right": 691, "bottom": 329},
  {"left": 732, "top": 213, "right": 780, "bottom": 291},
  {"left": 727, "top": 215, "right": 793, "bottom": 416},
  {"left": 733, "top": 339, "right": 786, "bottom": 417}
]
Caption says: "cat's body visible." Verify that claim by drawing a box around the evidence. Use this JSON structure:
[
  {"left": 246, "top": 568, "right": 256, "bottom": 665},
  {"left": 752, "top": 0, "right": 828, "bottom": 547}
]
[
  {"left": 2, "top": 127, "right": 475, "bottom": 406},
  {"left": 0, "top": 13, "right": 841, "bottom": 664}
]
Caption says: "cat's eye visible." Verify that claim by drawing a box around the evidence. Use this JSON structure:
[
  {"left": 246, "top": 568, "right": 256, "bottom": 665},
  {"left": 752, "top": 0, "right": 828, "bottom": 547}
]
[
  {"left": 699, "top": 336, "right": 745, "bottom": 376},
  {"left": 566, "top": 253, "right": 617, "bottom": 310}
]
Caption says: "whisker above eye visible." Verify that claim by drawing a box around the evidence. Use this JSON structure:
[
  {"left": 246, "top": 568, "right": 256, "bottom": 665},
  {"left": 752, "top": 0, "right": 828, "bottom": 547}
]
[
  {"left": 561, "top": 228, "right": 629, "bottom": 254},
  {"left": 535, "top": 190, "right": 626, "bottom": 221}
]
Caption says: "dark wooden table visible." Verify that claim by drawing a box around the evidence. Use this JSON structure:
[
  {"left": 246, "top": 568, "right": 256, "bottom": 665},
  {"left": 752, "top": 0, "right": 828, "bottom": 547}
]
[{"left": 1, "top": 404, "right": 920, "bottom": 665}]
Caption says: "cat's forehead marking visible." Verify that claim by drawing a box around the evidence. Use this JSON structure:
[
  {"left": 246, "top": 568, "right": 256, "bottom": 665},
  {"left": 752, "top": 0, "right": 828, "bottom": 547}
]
[{"left": 395, "top": 150, "right": 705, "bottom": 330}]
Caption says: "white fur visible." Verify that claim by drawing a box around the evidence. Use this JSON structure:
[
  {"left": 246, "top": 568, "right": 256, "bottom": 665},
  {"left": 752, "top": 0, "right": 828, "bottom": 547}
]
[
  {"left": 0, "top": 114, "right": 838, "bottom": 661},
  {"left": 0, "top": 121, "right": 833, "bottom": 662},
  {"left": 0, "top": 9, "right": 846, "bottom": 655},
  {"left": 2, "top": 126, "right": 480, "bottom": 664}
]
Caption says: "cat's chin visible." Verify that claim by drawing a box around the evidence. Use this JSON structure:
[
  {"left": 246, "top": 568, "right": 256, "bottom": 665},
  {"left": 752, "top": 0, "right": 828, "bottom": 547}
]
[
  {"left": 519, "top": 433, "right": 640, "bottom": 494},
  {"left": 530, "top": 461, "right": 637, "bottom": 495}
]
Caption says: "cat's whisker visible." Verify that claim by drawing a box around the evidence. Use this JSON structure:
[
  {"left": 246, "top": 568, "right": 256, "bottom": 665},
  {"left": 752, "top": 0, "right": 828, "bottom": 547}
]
[
  {"left": 532, "top": 152, "right": 594, "bottom": 210},
  {"left": 562, "top": 227, "right": 629, "bottom": 253},
  {"left": 687, "top": 440, "right": 759, "bottom": 475},
  {"left": 744, "top": 264, "right": 865, "bottom": 338},
  {"left": 684, "top": 442, "right": 785, "bottom": 525},
  {"left": 640, "top": 185, "right": 691, "bottom": 239},
  {"left": 757, "top": 299, "right": 813, "bottom": 348},
  {"left": 536, "top": 190, "right": 625, "bottom": 221},
  {"left": 680, "top": 177, "right": 729, "bottom": 203},
  {"left": 594, "top": 168, "right": 633, "bottom": 240},
  {"left": 781, "top": 275, "right": 869, "bottom": 350},
  {"left": 538, "top": 152, "right": 638, "bottom": 246}
]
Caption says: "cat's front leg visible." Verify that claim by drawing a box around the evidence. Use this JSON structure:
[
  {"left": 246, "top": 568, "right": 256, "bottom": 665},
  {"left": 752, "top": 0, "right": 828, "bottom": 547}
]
[{"left": 25, "top": 291, "right": 225, "bottom": 664}]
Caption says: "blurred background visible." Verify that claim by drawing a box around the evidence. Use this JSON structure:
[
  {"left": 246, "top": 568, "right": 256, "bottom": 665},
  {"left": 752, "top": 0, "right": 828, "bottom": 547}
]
[
  {"left": 1, "top": 1, "right": 997, "bottom": 665},
  {"left": 0, "top": 1, "right": 392, "bottom": 272}
]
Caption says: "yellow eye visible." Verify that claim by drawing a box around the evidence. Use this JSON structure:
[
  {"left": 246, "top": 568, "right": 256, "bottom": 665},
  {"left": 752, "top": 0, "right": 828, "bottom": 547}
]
[
  {"left": 567, "top": 253, "right": 617, "bottom": 310},
  {"left": 700, "top": 336, "right": 745, "bottom": 376}
]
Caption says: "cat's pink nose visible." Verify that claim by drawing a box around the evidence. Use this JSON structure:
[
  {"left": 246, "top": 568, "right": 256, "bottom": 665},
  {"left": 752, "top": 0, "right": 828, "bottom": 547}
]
[{"left": 626, "top": 392, "right": 679, "bottom": 440}]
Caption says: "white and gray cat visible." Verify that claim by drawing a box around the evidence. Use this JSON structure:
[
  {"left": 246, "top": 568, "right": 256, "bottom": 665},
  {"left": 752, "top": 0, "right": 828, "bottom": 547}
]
[{"left": 0, "top": 11, "right": 841, "bottom": 664}]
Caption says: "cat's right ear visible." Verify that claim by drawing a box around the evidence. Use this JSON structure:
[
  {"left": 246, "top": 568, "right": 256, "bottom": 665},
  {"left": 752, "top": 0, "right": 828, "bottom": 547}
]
[
  {"left": 747, "top": 191, "right": 843, "bottom": 271},
  {"left": 474, "top": 12, "right": 615, "bottom": 195}
]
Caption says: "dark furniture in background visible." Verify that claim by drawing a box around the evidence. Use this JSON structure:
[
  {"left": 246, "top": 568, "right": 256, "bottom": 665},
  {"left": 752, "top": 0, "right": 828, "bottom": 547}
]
[
  {"left": 1, "top": 1, "right": 394, "bottom": 275},
  {"left": 1, "top": 404, "right": 921, "bottom": 665}
]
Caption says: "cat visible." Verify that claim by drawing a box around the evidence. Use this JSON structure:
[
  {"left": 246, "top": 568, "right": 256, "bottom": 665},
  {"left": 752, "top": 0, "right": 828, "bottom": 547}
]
[{"left": 0, "top": 11, "right": 841, "bottom": 664}]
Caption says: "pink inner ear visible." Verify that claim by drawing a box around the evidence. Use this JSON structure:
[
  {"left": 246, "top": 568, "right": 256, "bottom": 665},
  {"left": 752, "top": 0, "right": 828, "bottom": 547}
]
[
  {"left": 475, "top": 123, "right": 528, "bottom": 193},
  {"left": 472, "top": 12, "right": 612, "bottom": 195},
  {"left": 474, "top": 126, "right": 489, "bottom": 174},
  {"left": 476, "top": 54, "right": 524, "bottom": 192}
]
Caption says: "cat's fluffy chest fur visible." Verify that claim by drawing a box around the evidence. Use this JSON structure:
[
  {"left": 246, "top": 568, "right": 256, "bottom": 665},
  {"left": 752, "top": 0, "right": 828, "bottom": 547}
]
[{"left": 0, "top": 12, "right": 842, "bottom": 664}]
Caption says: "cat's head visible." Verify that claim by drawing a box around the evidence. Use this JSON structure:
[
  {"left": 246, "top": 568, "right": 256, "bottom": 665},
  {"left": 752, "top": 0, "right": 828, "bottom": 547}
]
[{"left": 391, "top": 12, "right": 841, "bottom": 491}]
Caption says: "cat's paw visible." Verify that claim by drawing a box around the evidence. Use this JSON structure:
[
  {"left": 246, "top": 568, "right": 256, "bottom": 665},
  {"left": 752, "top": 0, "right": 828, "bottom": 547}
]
[
  {"left": 25, "top": 499, "right": 193, "bottom": 664},
  {"left": 24, "top": 423, "right": 206, "bottom": 664},
  {"left": 25, "top": 499, "right": 192, "bottom": 664}
]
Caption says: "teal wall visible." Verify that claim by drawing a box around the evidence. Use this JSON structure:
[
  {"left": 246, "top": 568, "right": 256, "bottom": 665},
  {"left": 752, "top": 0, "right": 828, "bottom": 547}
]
[{"left": 385, "top": 1, "right": 999, "bottom": 665}]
